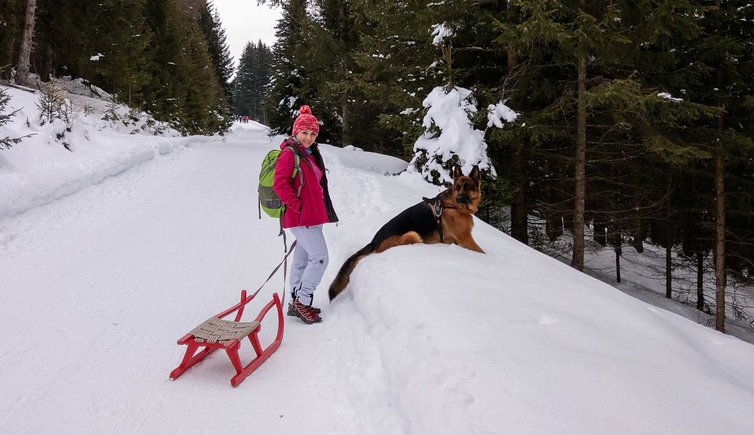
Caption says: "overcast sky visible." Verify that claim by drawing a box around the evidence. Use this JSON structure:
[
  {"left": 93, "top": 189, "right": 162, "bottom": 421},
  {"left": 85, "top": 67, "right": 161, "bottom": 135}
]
[{"left": 213, "top": 0, "right": 282, "bottom": 69}]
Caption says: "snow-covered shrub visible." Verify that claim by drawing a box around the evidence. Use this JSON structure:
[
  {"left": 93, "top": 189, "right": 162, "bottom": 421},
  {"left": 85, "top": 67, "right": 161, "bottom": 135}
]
[
  {"left": 36, "top": 81, "right": 68, "bottom": 125},
  {"left": 0, "top": 86, "right": 23, "bottom": 150},
  {"left": 409, "top": 86, "right": 492, "bottom": 185},
  {"left": 36, "top": 80, "right": 82, "bottom": 150}
]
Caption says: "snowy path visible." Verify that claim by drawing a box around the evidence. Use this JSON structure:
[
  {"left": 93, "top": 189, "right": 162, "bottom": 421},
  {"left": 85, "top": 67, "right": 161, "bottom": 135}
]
[{"left": 0, "top": 128, "right": 405, "bottom": 434}]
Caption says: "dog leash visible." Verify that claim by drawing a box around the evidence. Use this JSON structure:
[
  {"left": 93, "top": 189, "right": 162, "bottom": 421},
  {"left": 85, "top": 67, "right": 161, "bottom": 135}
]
[{"left": 249, "top": 240, "right": 297, "bottom": 306}]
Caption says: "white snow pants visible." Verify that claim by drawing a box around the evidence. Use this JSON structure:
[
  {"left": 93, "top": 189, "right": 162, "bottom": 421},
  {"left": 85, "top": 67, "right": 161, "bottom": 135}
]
[{"left": 288, "top": 225, "right": 329, "bottom": 306}]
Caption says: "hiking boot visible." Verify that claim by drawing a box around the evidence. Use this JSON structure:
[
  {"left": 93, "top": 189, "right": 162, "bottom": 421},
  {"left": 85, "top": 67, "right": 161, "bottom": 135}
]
[
  {"left": 287, "top": 296, "right": 321, "bottom": 314},
  {"left": 287, "top": 304, "right": 321, "bottom": 315},
  {"left": 290, "top": 287, "right": 320, "bottom": 314},
  {"left": 287, "top": 299, "right": 322, "bottom": 324}
]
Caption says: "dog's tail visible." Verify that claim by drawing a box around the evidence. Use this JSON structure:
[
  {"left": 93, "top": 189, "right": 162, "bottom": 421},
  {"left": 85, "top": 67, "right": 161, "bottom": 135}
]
[{"left": 328, "top": 243, "right": 375, "bottom": 301}]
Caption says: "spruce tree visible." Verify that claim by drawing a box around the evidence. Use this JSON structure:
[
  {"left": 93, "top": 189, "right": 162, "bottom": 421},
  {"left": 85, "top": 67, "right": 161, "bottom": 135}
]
[
  {"left": 310, "top": 0, "right": 371, "bottom": 146},
  {"left": 0, "top": 86, "right": 25, "bottom": 149},
  {"left": 264, "top": 0, "right": 311, "bottom": 136},
  {"left": 350, "top": 0, "right": 444, "bottom": 155},
  {"left": 0, "top": 0, "right": 25, "bottom": 79},
  {"left": 87, "top": 0, "right": 153, "bottom": 106},
  {"left": 142, "top": 0, "right": 228, "bottom": 134},
  {"left": 233, "top": 42, "right": 256, "bottom": 119},
  {"left": 684, "top": 0, "right": 754, "bottom": 331},
  {"left": 199, "top": 0, "right": 234, "bottom": 101},
  {"left": 234, "top": 41, "right": 273, "bottom": 122}
]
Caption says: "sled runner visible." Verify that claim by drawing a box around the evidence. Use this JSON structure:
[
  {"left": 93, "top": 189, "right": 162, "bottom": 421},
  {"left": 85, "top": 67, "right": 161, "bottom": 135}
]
[
  {"left": 169, "top": 289, "right": 285, "bottom": 387},
  {"left": 170, "top": 229, "right": 296, "bottom": 387}
]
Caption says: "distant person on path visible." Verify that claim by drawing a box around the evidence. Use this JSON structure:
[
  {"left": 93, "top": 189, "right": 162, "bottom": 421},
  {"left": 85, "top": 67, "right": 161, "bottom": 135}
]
[{"left": 273, "top": 105, "right": 338, "bottom": 324}]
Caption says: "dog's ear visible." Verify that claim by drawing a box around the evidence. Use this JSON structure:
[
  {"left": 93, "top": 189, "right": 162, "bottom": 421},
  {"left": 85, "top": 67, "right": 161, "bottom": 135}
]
[
  {"left": 452, "top": 165, "right": 463, "bottom": 180},
  {"left": 470, "top": 165, "right": 481, "bottom": 183}
]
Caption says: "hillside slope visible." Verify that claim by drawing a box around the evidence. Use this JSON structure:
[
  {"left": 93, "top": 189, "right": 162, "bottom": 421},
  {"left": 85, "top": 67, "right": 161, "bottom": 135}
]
[{"left": 0, "top": 100, "right": 753, "bottom": 434}]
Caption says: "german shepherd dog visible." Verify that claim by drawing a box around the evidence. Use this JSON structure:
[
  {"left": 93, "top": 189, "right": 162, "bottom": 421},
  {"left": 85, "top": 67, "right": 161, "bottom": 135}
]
[{"left": 328, "top": 165, "right": 484, "bottom": 301}]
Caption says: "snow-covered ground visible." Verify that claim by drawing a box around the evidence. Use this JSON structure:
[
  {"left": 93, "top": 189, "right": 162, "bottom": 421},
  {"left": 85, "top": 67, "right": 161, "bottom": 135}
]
[
  {"left": 526, "top": 219, "right": 754, "bottom": 344},
  {"left": 2, "top": 85, "right": 754, "bottom": 434}
]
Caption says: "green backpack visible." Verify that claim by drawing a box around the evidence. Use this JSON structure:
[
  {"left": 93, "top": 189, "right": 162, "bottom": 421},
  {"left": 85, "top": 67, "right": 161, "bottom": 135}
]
[{"left": 258, "top": 144, "right": 304, "bottom": 218}]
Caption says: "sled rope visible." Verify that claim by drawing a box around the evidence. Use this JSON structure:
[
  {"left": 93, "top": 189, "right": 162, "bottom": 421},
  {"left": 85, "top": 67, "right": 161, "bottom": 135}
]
[
  {"left": 250, "top": 240, "right": 297, "bottom": 305},
  {"left": 186, "top": 241, "right": 296, "bottom": 344}
]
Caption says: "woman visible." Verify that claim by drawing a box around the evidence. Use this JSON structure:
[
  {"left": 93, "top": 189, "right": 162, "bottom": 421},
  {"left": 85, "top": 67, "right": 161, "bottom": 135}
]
[{"left": 273, "top": 105, "right": 338, "bottom": 324}]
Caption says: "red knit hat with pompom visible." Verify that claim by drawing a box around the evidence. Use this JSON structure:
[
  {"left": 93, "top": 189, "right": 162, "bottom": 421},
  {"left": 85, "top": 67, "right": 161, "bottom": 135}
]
[{"left": 292, "top": 105, "right": 320, "bottom": 135}]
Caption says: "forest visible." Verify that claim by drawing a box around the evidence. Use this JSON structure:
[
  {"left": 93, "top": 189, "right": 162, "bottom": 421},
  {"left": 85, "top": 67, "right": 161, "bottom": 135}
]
[
  {"left": 1, "top": 0, "right": 233, "bottom": 133},
  {"left": 2, "top": 0, "right": 753, "bottom": 331}
]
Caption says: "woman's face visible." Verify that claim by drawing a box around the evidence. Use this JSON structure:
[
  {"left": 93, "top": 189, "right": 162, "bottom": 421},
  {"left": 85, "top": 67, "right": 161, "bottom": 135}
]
[{"left": 295, "top": 130, "right": 318, "bottom": 148}]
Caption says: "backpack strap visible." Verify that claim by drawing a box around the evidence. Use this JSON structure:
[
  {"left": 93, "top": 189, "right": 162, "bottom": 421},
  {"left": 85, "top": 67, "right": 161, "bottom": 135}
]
[
  {"left": 293, "top": 152, "right": 304, "bottom": 197},
  {"left": 278, "top": 142, "right": 312, "bottom": 247},
  {"left": 283, "top": 141, "right": 311, "bottom": 198}
]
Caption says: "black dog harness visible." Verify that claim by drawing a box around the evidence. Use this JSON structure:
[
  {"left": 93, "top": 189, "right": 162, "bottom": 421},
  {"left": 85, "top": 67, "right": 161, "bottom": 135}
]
[{"left": 423, "top": 195, "right": 445, "bottom": 243}]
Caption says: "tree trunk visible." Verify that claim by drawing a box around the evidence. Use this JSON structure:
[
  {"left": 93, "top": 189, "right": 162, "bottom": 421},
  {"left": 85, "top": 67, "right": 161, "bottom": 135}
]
[
  {"left": 40, "top": 42, "right": 52, "bottom": 82},
  {"left": 507, "top": 45, "right": 528, "bottom": 245},
  {"left": 615, "top": 247, "right": 621, "bottom": 283},
  {"left": 510, "top": 145, "right": 528, "bottom": 244},
  {"left": 570, "top": 51, "right": 587, "bottom": 271},
  {"left": 696, "top": 252, "right": 704, "bottom": 311},
  {"left": 666, "top": 244, "right": 672, "bottom": 298},
  {"left": 545, "top": 213, "right": 563, "bottom": 241},
  {"left": 341, "top": 97, "right": 350, "bottom": 144},
  {"left": 15, "top": 0, "right": 37, "bottom": 86},
  {"left": 714, "top": 124, "right": 726, "bottom": 332},
  {"left": 713, "top": 2, "right": 725, "bottom": 330}
]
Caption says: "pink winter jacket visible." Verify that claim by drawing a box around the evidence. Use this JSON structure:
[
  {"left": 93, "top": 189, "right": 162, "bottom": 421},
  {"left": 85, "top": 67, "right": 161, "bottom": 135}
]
[{"left": 272, "top": 139, "right": 333, "bottom": 228}]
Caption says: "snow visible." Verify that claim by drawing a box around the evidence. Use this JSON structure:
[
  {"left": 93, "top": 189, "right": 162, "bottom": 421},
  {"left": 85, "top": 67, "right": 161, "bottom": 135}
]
[
  {"left": 0, "top": 84, "right": 189, "bottom": 221},
  {"left": 2, "top": 84, "right": 754, "bottom": 434},
  {"left": 410, "top": 86, "right": 492, "bottom": 182},
  {"left": 657, "top": 92, "right": 684, "bottom": 103},
  {"left": 487, "top": 100, "right": 519, "bottom": 128},
  {"left": 431, "top": 23, "right": 454, "bottom": 46}
]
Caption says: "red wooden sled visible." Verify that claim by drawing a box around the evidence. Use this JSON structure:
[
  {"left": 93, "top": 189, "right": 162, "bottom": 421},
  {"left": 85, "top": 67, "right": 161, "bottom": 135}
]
[{"left": 169, "top": 289, "right": 285, "bottom": 387}]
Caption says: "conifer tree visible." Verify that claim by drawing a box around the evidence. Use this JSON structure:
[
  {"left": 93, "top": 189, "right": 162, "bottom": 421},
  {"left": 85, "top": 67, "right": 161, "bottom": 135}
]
[
  {"left": 87, "top": 0, "right": 153, "bottom": 106},
  {"left": 682, "top": 0, "right": 754, "bottom": 331},
  {"left": 0, "top": 86, "right": 25, "bottom": 149},
  {"left": 0, "top": 0, "right": 25, "bottom": 79},
  {"left": 199, "top": 0, "right": 234, "bottom": 101},
  {"left": 234, "top": 41, "right": 273, "bottom": 122},
  {"left": 491, "top": 1, "right": 683, "bottom": 268},
  {"left": 233, "top": 43, "right": 255, "bottom": 119},
  {"left": 263, "top": 0, "right": 311, "bottom": 135},
  {"left": 349, "top": 1, "right": 447, "bottom": 154},
  {"left": 142, "top": 0, "right": 228, "bottom": 133},
  {"left": 33, "top": 1, "right": 95, "bottom": 81},
  {"left": 310, "top": 0, "right": 371, "bottom": 146}
]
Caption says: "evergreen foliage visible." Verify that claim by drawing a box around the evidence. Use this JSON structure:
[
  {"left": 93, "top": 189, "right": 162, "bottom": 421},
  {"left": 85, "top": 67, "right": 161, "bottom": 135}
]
[
  {"left": 3, "top": 0, "right": 232, "bottom": 134},
  {"left": 0, "top": 86, "right": 24, "bottom": 149},
  {"left": 0, "top": 0, "right": 25, "bottom": 79},
  {"left": 263, "top": 0, "right": 310, "bottom": 136},
  {"left": 199, "top": 1, "right": 234, "bottom": 101},
  {"left": 233, "top": 41, "right": 272, "bottom": 122},
  {"left": 350, "top": 0, "right": 444, "bottom": 155}
]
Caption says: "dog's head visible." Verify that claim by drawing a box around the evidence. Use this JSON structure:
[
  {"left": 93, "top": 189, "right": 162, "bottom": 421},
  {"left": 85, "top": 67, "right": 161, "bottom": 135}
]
[{"left": 450, "top": 165, "right": 482, "bottom": 214}]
